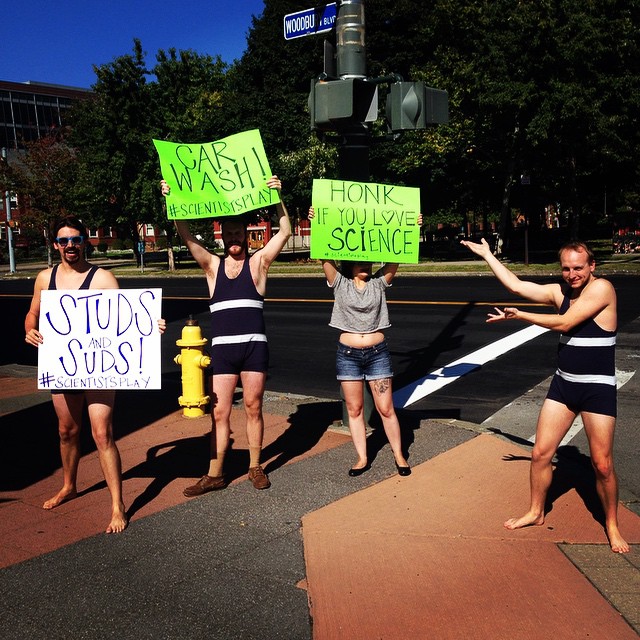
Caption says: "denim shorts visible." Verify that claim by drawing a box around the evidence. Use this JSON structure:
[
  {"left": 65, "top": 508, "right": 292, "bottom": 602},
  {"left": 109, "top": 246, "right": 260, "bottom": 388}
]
[{"left": 336, "top": 340, "right": 393, "bottom": 381}]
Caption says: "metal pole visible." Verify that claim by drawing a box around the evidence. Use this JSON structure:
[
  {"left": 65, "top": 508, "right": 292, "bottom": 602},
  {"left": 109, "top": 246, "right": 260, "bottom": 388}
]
[
  {"left": 335, "top": 0, "right": 374, "bottom": 427},
  {"left": 1, "top": 148, "right": 16, "bottom": 273},
  {"left": 336, "top": 0, "right": 366, "bottom": 79}
]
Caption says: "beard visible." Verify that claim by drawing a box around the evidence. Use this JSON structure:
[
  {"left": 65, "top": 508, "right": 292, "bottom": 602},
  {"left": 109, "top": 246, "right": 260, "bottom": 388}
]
[
  {"left": 63, "top": 248, "right": 81, "bottom": 261},
  {"left": 225, "top": 241, "right": 246, "bottom": 255}
]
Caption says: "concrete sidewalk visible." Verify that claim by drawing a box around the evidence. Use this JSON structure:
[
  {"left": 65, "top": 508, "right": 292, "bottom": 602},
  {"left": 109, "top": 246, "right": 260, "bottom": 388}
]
[{"left": 0, "top": 365, "right": 638, "bottom": 639}]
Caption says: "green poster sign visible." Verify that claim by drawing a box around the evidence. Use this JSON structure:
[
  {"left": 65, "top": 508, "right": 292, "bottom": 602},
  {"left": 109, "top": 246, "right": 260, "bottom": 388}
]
[
  {"left": 311, "top": 179, "right": 421, "bottom": 263},
  {"left": 153, "top": 129, "right": 280, "bottom": 220}
]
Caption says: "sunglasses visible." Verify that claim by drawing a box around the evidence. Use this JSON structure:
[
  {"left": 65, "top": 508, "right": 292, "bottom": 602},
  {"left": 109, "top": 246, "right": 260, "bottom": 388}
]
[{"left": 55, "top": 236, "right": 84, "bottom": 246}]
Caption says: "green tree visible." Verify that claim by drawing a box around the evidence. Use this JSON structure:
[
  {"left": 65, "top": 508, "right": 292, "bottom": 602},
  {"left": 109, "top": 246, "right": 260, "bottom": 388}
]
[
  {"left": 148, "top": 47, "right": 230, "bottom": 268},
  {"left": 69, "top": 40, "right": 154, "bottom": 259},
  {"left": 224, "top": 0, "right": 325, "bottom": 208},
  {"left": 363, "top": 0, "right": 640, "bottom": 246},
  {"left": 2, "top": 130, "right": 78, "bottom": 266}
]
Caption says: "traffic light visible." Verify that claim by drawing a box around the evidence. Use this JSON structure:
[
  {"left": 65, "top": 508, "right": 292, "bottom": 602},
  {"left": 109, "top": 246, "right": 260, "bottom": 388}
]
[
  {"left": 386, "top": 81, "right": 449, "bottom": 131},
  {"left": 309, "top": 78, "right": 378, "bottom": 130}
]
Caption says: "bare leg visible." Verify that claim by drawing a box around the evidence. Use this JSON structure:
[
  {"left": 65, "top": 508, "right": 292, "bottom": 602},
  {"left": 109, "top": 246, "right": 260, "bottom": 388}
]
[
  {"left": 369, "top": 378, "right": 408, "bottom": 467},
  {"left": 342, "top": 381, "right": 368, "bottom": 468},
  {"left": 86, "top": 391, "right": 126, "bottom": 533},
  {"left": 582, "top": 411, "right": 629, "bottom": 553},
  {"left": 240, "top": 371, "right": 267, "bottom": 456},
  {"left": 208, "top": 374, "right": 238, "bottom": 476},
  {"left": 504, "top": 399, "right": 574, "bottom": 530},
  {"left": 44, "top": 393, "right": 83, "bottom": 509}
]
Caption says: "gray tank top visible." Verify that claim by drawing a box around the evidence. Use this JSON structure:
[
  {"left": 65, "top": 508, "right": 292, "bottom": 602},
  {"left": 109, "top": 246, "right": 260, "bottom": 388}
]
[{"left": 328, "top": 272, "right": 391, "bottom": 333}]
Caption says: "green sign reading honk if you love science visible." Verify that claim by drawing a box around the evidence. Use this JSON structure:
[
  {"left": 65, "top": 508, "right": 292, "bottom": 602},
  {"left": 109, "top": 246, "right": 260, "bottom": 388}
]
[{"left": 311, "top": 178, "right": 421, "bottom": 263}]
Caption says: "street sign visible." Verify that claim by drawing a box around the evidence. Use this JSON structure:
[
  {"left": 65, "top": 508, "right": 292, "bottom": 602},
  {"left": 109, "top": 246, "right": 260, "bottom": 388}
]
[{"left": 283, "top": 3, "right": 337, "bottom": 40}]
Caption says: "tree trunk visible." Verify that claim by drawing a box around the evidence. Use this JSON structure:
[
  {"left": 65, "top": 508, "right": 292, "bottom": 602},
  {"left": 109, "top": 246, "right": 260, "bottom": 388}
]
[
  {"left": 497, "top": 153, "right": 516, "bottom": 254},
  {"left": 567, "top": 154, "right": 581, "bottom": 239}
]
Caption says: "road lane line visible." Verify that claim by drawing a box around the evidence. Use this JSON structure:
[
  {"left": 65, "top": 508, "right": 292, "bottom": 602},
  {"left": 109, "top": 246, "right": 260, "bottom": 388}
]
[
  {"left": 393, "top": 324, "right": 550, "bottom": 408},
  {"left": 263, "top": 298, "right": 551, "bottom": 307},
  {"left": 526, "top": 369, "right": 636, "bottom": 445}
]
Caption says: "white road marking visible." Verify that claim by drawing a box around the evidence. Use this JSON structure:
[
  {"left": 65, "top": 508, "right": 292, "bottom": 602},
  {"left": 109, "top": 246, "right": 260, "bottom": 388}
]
[
  {"left": 527, "top": 369, "right": 636, "bottom": 445},
  {"left": 393, "top": 325, "right": 550, "bottom": 408}
]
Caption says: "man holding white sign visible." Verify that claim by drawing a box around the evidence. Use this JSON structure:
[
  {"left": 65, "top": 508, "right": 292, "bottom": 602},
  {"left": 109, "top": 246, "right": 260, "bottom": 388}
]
[{"left": 25, "top": 215, "right": 165, "bottom": 534}]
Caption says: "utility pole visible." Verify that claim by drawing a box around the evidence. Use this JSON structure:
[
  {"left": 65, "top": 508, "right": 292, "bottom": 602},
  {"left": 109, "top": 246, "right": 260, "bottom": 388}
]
[
  {"left": 1, "top": 147, "right": 16, "bottom": 273},
  {"left": 335, "top": 0, "right": 370, "bottom": 182},
  {"left": 308, "top": 1, "right": 448, "bottom": 150},
  {"left": 304, "top": 0, "right": 449, "bottom": 426}
]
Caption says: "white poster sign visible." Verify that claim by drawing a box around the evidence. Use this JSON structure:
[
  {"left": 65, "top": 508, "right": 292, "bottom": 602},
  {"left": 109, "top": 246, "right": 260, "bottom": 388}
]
[{"left": 38, "top": 288, "right": 163, "bottom": 391}]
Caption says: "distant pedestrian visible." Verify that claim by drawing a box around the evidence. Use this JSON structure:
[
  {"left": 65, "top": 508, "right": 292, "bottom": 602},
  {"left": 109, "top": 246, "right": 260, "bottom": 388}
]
[{"left": 460, "top": 237, "right": 629, "bottom": 553}]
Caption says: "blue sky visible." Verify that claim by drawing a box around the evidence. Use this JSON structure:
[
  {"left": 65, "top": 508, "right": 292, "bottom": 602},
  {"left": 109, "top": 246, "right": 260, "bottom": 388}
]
[{"left": 2, "top": 0, "right": 267, "bottom": 89}]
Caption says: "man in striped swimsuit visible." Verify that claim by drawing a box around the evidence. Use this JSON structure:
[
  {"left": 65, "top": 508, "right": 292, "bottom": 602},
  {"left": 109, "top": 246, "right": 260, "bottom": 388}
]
[
  {"left": 461, "top": 238, "right": 629, "bottom": 553},
  {"left": 165, "top": 176, "right": 291, "bottom": 495}
]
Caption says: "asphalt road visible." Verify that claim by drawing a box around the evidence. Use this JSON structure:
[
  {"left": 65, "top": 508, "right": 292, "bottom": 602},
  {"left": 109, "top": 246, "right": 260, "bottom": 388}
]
[{"left": 2, "top": 272, "right": 639, "bottom": 501}]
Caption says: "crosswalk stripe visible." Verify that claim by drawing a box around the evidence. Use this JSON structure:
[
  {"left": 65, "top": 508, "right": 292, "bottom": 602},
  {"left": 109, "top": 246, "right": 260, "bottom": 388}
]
[{"left": 393, "top": 325, "right": 550, "bottom": 408}]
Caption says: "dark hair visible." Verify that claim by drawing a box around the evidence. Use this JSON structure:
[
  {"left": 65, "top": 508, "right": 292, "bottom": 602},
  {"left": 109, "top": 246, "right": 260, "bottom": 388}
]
[
  {"left": 50, "top": 215, "right": 89, "bottom": 243},
  {"left": 339, "top": 260, "right": 373, "bottom": 278},
  {"left": 558, "top": 240, "right": 595, "bottom": 264},
  {"left": 220, "top": 217, "right": 249, "bottom": 256},
  {"left": 220, "top": 217, "right": 248, "bottom": 231}
]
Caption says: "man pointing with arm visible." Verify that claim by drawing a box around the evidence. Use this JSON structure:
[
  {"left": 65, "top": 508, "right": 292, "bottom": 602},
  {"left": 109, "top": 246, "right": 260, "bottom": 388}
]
[{"left": 461, "top": 237, "right": 628, "bottom": 553}]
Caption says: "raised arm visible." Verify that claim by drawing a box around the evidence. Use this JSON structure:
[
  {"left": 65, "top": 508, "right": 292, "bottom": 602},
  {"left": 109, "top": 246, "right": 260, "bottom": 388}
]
[
  {"left": 460, "top": 238, "right": 557, "bottom": 305},
  {"left": 376, "top": 263, "right": 399, "bottom": 284},
  {"left": 491, "top": 277, "right": 616, "bottom": 333},
  {"left": 255, "top": 176, "right": 292, "bottom": 269},
  {"left": 161, "top": 180, "right": 217, "bottom": 273},
  {"left": 322, "top": 259, "right": 339, "bottom": 285},
  {"left": 308, "top": 206, "right": 339, "bottom": 285},
  {"left": 174, "top": 219, "right": 218, "bottom": 273}
]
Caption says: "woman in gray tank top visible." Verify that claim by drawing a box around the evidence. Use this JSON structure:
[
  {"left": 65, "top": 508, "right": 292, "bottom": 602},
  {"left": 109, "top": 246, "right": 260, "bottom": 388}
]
[{"left": 310, "top": 208, "right": 422, "bottom": 478}]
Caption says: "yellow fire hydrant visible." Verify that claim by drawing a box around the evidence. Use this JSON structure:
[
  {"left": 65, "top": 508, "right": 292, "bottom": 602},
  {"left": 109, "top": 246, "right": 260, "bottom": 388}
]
[{"left": 174, "top": 317, "right": 211, "bottom": 417}]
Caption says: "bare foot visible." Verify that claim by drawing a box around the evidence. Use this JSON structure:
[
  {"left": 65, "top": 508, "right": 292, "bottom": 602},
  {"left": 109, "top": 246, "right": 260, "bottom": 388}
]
[
  {"left": 105, "top": 504, "right": 128, "bottom": 534},
  {"left": 42, "top": 487, "right": 77, "bottom": 510},
  {"left": 606, "top": 524, "right": 630, "bottom": 553},
  {"left": 504, "top": 511, "right": 545, "bottom": 530}
]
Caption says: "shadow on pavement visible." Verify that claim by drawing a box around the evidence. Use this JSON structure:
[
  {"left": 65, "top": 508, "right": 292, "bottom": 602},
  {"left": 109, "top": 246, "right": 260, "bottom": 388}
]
[
  {"left": 489, "top": 427, "right": 606, "bottom": 531},
  {"left": 1, "top": 376, "right": 183, "bottom": 492}
]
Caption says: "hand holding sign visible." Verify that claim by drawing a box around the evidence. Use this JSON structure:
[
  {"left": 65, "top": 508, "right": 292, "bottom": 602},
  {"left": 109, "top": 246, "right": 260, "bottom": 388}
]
[{"left": 310, "top": 179, "right": 421, "bottom": 263}]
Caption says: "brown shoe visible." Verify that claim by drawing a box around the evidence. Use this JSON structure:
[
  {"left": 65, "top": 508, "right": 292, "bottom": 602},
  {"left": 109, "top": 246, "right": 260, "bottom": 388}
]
[
  {"left": 248, "top": 466, "right": 271, "bottom": 490},
  {"left": 183, "top": 475, "right": 226, "bottom": 497}
]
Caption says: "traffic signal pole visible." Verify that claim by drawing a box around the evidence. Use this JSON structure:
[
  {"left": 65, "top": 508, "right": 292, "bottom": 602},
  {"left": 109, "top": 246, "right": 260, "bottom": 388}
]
[
  {"left": 335, "top": 0, "right": 370, "bottom": 182},
  {"left": 305, "top": 0, "right": 448, "bottom": 425},
  {"left": 335, "top": 0, "right": 374, "bottom": 425}
]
